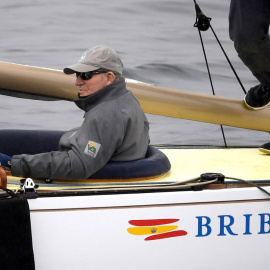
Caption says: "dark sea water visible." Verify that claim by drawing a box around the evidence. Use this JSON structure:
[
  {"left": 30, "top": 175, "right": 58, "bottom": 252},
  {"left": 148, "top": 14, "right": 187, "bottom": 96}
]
[{"left": 0, "top": 0, "right": 269, "bottom": 146}]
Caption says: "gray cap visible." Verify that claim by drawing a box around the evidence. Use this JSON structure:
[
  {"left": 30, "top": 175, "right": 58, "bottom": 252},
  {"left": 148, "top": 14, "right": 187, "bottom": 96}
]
[{"left": 63, "top": 45, "right": 123, "bottom": 75}]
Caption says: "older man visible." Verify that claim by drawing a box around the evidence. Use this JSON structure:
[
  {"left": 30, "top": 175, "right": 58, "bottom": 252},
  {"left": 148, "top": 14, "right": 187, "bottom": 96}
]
[{"left": 8, "top": 45, "right": 149, "bottom": 179}]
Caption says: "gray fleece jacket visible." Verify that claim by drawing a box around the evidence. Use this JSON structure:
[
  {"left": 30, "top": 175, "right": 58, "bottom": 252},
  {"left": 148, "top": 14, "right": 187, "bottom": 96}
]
[{"left": 11, "top": 79, "right": 150, "bottom": 179}]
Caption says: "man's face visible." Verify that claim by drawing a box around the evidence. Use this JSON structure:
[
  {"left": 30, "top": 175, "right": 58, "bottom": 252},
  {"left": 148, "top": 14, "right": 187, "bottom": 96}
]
[{"left": 75, "top": 72, "right": 113, "bottom": 97}]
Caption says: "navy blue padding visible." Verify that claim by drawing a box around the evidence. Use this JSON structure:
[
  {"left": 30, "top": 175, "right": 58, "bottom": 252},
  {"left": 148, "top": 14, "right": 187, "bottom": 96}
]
[
  {"left": 90, "top": 146, "right": 171, "bottom": 179},
  {"left": 0, "top": 130, "right": 64, "bottom": 156},
  {"left": 0, "top": 130, "right": 171, "bottom": 179}
]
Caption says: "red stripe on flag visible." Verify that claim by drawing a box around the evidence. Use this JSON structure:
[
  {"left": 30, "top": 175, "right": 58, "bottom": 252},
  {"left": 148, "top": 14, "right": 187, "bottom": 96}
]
[
  {"left": 144, "top": 230, "right": 188, "bottom": 241},
  {"left": 129, "top": 219, "right": 179, "bottom": 226}
]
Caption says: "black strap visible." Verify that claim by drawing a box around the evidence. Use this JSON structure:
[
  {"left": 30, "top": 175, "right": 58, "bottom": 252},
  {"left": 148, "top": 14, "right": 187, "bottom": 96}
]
[{"left": 0, "top": 186, "right": 17, "bottom": 198}]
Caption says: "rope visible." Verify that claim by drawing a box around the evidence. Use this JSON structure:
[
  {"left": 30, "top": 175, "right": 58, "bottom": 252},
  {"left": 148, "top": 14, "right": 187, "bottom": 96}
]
[
  {"left": 32, "top": 177, "right": 218, "bottom": 193},
  {"left": 7, "top": 174, "right": 270, "bottom": 198},
  {"left": 226, "top": 176, "right": 270, "bottom": 197}
]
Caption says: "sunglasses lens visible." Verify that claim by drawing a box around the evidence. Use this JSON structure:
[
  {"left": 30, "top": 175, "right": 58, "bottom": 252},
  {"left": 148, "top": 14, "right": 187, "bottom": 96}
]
[
  {"left": 75, "top": 71, "right": 106, "bottom": 80},
  {"left": 76, "top": 72, "right": 94, "bottom": 80}
]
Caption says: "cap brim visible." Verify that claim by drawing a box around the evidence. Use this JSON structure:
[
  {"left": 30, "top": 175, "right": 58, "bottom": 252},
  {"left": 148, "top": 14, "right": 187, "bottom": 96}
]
[{"left": 63, "top": 63, "right": 99, "bottom": 74}]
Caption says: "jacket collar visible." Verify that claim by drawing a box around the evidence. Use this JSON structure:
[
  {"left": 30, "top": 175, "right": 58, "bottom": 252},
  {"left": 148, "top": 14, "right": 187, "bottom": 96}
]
[{"left": 74, "top": 79, "right": 127, "bottom": 112}]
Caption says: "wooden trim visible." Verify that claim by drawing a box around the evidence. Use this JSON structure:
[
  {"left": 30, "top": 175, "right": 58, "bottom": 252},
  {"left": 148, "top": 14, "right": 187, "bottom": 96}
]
[{"left": 0, "top": 167, "right": 7, "bottom": 189}]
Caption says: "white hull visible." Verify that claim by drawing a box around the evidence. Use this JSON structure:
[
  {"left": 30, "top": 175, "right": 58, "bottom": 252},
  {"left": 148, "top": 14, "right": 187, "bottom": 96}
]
[{"left": 29, "top": 186, "right": 270, "bottom": 270}]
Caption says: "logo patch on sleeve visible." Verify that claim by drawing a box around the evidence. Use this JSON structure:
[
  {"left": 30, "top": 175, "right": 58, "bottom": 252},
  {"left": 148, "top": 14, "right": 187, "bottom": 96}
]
[{"left": 84, "top": 141, "right": 101, "bottom": 158}]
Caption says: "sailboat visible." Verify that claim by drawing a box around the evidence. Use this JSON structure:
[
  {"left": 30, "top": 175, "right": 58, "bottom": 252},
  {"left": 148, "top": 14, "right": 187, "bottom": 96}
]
[
  {"left": 0, "top": 60, "right": 269, "bottom": 270},
  {"left": 1, "top": 1, "right": 270, "bottom": 268}
]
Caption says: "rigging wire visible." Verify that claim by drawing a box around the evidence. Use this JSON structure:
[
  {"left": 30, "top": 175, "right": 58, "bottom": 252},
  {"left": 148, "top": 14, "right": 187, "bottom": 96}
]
[
  {"left": 193, "top": 0, "right": 246, "bottom": 94},
  {"left": 196, "top": 29, "right": 228, "bottom": 147},
  {"left": 209, "top": 24, "right": 247, "bottom": 94},
  {"left": 193, "top": 0, "right": 228, "bottom": 147},
  {"left": 192, "top": 1, "right": 270, "bottom": 194}
]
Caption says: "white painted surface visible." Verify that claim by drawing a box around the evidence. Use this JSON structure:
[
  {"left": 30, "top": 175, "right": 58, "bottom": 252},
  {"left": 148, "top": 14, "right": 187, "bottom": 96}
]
[{"left": 28, "top": 188, "right": 270, "bottom": 269}]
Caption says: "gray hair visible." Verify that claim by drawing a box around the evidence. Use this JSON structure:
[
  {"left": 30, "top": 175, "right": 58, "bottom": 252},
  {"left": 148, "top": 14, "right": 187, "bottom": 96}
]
[
  {"left": 98, "top": 68, "right": 124, "bottom": 82},
  {"left": 113, "top": 72, "right": 124, "bottom": 82}
]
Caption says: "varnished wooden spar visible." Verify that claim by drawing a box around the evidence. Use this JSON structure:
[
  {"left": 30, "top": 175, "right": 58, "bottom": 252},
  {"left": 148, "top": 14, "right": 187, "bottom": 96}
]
[
  {"left": 0, "top": 61, "right": 270, "bottom": 131},
  {"left": 0, "top": 61, "right": 76, "bottom": 101}
]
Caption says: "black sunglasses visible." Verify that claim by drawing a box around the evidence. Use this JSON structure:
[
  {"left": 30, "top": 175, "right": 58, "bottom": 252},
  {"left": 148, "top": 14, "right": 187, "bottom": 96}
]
[{"left": 75, "top": 70, "right": 107, "bottom": 80}]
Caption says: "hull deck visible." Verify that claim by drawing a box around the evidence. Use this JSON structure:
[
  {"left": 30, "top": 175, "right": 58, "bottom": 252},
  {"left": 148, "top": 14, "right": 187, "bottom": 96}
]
[
  {"left": 6, "top": 146, "right": 270, "bottom": 193},
  {"left": 3, "top": 146, "right": 270, "bottom": 270}
]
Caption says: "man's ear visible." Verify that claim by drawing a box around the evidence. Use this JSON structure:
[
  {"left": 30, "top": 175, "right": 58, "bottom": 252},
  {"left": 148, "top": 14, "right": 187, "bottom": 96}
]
[{"left": 106, "top": 71, "right": 116, "bottom": 83}]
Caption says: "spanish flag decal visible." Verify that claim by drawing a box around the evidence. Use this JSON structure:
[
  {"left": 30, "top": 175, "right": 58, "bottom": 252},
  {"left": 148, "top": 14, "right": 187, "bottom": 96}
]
[{"left": 127, "top": 219, "right": 187, "bottom": 241}]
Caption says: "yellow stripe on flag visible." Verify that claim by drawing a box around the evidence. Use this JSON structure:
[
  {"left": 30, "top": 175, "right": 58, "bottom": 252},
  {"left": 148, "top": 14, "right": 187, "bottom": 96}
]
[{"left": 127, "top": 225, "right": 178, "bottom": 235}]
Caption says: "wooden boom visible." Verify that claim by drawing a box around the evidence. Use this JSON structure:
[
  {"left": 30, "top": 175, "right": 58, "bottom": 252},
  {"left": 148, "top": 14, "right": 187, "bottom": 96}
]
[{"left": 0, "top": 61, "right": 270, "bottom": 132}]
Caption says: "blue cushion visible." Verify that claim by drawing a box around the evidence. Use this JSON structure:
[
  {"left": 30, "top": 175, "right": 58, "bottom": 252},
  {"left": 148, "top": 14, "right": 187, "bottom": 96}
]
[
  {"left": 90, "top": 146, "right": 171, "bottom": 179},
  {"left": 0, "top": 129, "right": 64, "bottom": 156},
  {"left": 0, "top": 130, "right": 171, "bottom": 179}
]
